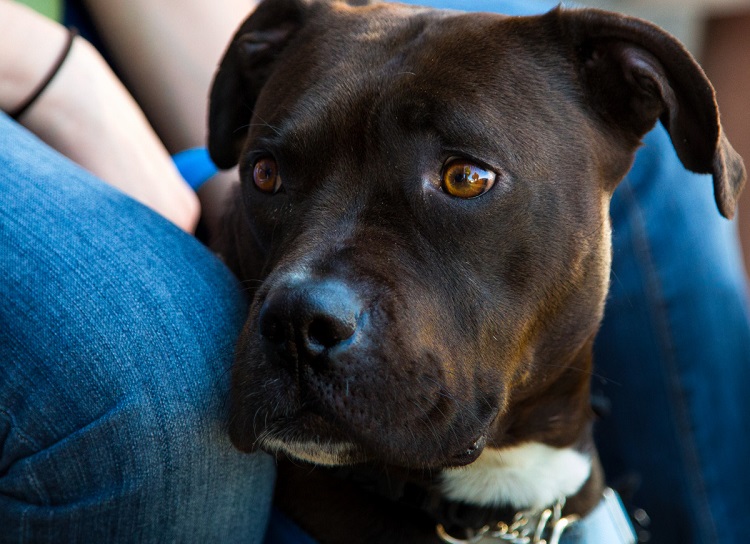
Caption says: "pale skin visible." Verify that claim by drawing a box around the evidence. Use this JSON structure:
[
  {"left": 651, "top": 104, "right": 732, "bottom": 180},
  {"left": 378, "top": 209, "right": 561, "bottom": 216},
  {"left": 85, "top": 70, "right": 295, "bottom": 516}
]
[{"left": 0, "top": 0, "right": 257, "bottom": 234}]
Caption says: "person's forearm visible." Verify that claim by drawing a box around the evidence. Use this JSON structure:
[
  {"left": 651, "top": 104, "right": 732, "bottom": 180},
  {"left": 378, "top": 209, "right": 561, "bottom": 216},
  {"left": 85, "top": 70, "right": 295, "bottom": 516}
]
[
  {"left": 0, "top": 0, "right": 71, "bottom": 114},
  {"left": 81, "top": 0, "right": 256, "bottom": 238},
  {"left": 0, "top": 0, "right": 200, "bottom": 232},
  {"left": 82, "top": 0, "right": 257, "bottom": 154}
]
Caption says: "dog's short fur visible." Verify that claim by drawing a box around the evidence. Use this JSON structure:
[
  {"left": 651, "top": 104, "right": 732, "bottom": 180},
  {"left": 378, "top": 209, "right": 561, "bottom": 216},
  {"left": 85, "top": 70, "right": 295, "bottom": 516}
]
[{"left": 208, "top": 0, "right": 746, "bottom": 541}]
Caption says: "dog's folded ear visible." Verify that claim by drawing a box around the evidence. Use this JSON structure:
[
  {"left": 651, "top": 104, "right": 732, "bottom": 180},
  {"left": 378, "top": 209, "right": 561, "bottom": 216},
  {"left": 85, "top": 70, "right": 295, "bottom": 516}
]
[
  {"left": 557, "top": 8, "right": 746, "bottom": 218},
  {"left": 208, "top": 0, "right": 311, "bottom": 169},
  {"left": 209, "top": 0, "right": 379, "bottom": 169}
]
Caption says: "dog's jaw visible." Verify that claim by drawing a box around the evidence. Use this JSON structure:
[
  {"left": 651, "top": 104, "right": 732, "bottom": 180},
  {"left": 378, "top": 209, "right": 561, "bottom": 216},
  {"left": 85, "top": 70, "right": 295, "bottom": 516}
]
[
  {"left": 264, "top": 437, "right": 362, "bottom": 466},
  {"left": 440, "top": 442, "right": 592, "bottom": 511}
]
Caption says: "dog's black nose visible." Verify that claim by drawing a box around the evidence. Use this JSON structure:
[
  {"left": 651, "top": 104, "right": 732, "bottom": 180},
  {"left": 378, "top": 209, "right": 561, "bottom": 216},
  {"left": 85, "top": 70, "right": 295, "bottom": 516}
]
[{"left": 259, "top": 279, "right": 362, "bottom": 363}]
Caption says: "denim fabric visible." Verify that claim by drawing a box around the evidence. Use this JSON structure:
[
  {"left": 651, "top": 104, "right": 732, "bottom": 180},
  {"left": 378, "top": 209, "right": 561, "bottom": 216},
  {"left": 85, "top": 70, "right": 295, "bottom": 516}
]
[
  {"left": 264, "top": 509, "right": 319, "bottom": 544},
  {"left": 593, "top": 126, "right": 750, "bottom": 543},
  {"left": 0, "top": 113, "right": 275, "bottom": 543}
]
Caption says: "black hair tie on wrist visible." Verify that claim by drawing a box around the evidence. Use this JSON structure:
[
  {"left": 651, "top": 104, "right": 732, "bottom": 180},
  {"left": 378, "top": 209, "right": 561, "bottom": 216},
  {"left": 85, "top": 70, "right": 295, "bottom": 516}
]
[{"left": 9, "top": 26, "right": 79, "bottom": 121}]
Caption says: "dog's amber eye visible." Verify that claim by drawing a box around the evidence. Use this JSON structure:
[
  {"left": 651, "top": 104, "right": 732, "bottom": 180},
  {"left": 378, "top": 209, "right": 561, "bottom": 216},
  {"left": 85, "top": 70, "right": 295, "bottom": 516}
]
[
  {"left": 441, "top": 160, "right": 496, "bottom": 199},
  {"left": 253, "top": 158, "right": 282, "bottom": 193}
]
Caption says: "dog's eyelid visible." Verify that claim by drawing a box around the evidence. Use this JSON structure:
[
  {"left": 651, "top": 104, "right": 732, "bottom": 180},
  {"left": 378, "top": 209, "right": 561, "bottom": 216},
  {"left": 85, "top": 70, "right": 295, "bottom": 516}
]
[{"left": 441, "top": 154, "right": 499, "bottom": 173}]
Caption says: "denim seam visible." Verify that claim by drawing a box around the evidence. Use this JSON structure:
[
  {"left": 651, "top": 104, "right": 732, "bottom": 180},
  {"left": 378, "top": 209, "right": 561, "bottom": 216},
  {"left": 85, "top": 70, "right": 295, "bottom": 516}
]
[
  {"left": 0, "top": 408, "right": 42, "bottom": 453},
  {"left": 0, "top": 408, "right": 48, "bottom": 514},
  {"left": 621, "top": 181, "right": 719, "bottom": 543}
]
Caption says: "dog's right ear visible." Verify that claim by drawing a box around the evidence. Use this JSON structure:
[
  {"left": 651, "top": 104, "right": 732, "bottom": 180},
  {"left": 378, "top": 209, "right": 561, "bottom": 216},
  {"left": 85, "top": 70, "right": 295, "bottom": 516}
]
[
  {"left": 208, "top": 0, "right": 310, "bottom": 169},
  {"left": 553, "top": 7, "right": 746, "bottom": 218}
]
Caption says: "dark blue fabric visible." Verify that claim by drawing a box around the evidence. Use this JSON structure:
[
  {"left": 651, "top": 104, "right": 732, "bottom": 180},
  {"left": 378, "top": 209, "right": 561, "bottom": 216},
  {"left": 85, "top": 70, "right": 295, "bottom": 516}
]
[
  {"left": 593, "top": 126, "right": 750, "bottom": 543},
  {"left": 264, "top": 509, "right": 320, "bottom": 544},
  {"left": 63, "top": 0, "right": 112, "bottom": 68},
  {"left": 0, "top": 113, "right": 276, "bottom": 542}
]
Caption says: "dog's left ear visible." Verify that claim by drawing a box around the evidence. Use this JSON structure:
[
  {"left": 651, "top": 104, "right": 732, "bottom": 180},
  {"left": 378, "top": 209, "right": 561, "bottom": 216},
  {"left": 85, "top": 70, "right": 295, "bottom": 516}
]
[
  {"left": 556, "top": 8, "right": 746, "bottom": 218},
  {"left": 208, "top": 0, "right": 311, "bottom": 169}
]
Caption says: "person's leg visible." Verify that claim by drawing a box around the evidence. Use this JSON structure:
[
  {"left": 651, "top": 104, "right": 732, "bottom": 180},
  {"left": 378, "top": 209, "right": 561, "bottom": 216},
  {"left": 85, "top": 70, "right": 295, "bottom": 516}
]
[
  {"left": 593, "top": 125, "right": 750, "bottom": 544},
  {"left": 0, "top": 112, "right": 274, "bottom": 542}
]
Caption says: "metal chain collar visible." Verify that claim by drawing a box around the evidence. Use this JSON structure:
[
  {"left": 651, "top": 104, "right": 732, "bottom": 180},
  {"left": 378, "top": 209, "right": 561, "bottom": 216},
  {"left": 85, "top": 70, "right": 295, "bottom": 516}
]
[{"left": 436, "top": 498, "right": 580, "bottom": 544}]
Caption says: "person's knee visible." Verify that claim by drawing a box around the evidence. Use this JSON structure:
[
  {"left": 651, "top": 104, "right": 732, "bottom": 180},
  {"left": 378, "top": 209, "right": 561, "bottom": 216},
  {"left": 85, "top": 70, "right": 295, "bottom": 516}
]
[{"left": 0, "top": 361, "right": 275, "bottom": 542}]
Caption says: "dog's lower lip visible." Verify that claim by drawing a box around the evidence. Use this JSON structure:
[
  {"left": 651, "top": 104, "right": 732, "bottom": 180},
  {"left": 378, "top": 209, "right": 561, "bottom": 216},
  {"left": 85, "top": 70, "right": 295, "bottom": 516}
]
[
  {"left": 451, "top": 435, "right": 487, "bottom": 465},
  {"left": 263, "top": 411, "right": 353, "bottom": 446}
]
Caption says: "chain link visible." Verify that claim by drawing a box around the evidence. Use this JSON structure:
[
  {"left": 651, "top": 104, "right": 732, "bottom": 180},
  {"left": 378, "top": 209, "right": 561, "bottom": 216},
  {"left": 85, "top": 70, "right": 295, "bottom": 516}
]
[{"left": 436, "top": 498, "right": 580, "bottom": 544}]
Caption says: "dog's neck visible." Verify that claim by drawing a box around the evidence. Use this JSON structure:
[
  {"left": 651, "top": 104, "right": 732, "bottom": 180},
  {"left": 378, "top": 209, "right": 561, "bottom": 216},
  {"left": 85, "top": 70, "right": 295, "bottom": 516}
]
[
  {"left": 436, "top": 338, "right": 603, "bottom": 515},
  {"left": 317, "top": 439, "right": 600, "bottom": 538},
  {"left": 440, "top": 442, "right": 592, "bottom": 512}
]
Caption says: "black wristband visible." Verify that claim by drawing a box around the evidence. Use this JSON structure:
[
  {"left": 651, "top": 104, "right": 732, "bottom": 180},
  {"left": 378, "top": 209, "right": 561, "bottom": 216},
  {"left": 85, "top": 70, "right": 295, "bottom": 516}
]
[{"left": 9, "top": 27, "right": 79, "bottom": 121}]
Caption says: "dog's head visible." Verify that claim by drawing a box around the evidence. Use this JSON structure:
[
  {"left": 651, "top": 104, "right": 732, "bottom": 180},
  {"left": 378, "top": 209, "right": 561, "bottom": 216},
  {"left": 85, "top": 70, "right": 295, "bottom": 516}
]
[{"left": 209, "top": 0, "right": 745, "bottom": 469}]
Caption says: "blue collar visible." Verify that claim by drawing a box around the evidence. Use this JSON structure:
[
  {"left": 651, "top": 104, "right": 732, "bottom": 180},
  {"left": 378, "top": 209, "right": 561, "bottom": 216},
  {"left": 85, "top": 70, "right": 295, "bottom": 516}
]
[
  {"left": 436, "top": 488, "right": 636, "bottom": 544},
  {"left": 560, "top": 488, "right": 636, "bottom": 544}
]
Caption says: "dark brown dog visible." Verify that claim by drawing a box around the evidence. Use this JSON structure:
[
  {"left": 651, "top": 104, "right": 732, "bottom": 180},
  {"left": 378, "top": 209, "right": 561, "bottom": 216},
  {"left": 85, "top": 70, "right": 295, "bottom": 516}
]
[{"left": 208, "top": 0, "right": 746, "bottom": 541}]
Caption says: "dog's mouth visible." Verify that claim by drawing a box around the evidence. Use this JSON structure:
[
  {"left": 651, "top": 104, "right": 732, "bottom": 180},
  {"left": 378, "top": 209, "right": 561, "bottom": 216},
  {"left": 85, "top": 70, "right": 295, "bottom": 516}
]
[
  {"left": 227, "top": 273, "right": 502, "bottom": 468},
  {"left": 255, "top": 416, "right": 488, "bottom": 468},
  {"left": 249, "top": 412, "right": 366, "bottom": 466},
  {"left": 229, "top": 385, "right": 494, "bottom": 469}
]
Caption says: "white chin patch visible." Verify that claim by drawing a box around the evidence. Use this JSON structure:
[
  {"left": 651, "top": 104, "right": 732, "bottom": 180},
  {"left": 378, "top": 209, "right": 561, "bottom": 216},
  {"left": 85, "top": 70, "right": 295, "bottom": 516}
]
[
  {"left": 263, "top": 438, "right": 358, "bottom": 466},
  {"left": 440, "top": 442, "right": 591, "bottom": 510}
]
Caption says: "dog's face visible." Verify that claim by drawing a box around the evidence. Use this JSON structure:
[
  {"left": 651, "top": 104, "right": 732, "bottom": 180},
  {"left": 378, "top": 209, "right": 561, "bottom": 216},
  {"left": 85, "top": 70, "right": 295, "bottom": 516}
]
[{"left": 210, "top": 0, "right": 744, "bottom": 469}]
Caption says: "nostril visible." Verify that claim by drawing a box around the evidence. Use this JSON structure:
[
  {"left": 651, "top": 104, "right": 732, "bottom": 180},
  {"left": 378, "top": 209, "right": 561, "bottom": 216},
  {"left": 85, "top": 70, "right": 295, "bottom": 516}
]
[
  {"left": 259, "top": 278, "right": 364, "bottom": 363},
  {"left": 306, "top": 314, "right": 356, "bottom": 351}
]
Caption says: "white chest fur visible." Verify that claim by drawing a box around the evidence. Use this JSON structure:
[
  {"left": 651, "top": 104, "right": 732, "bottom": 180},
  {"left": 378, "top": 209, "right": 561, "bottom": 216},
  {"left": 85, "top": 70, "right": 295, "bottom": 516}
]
[{"left": 440, "top": 442, "right": 591, "bottom": 510}]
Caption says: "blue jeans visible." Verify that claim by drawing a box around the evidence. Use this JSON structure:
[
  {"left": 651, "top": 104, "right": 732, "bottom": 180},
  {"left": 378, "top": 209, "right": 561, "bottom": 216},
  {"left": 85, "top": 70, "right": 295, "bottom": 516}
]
[
  {"left": 0, "top": 113, "right": 275, "bottom": 542},
  {"left": 593, "top": 127, "right": 750, "bottom": 543}
]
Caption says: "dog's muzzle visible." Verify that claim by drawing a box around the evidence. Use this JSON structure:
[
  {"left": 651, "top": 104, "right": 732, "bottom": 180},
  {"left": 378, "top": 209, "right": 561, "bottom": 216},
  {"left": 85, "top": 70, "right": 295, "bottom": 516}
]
[
  {"left": 259, "top": 278, "right": 365, "bottom": 370},
  {"left": 231, "top": 269, "right": 494, "bottom": 467}
]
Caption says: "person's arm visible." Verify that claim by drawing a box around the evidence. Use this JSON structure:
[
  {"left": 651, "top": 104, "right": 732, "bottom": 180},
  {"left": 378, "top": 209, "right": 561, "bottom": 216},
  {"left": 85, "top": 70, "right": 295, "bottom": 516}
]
[
  {"left": 0, "top": 0, "right": 199, "bottom": 232},
  {"left": 81, "top": 0, "right": 258, "bottom": 237},
  {"left": 81, "top": 0, "right": 256, "bottom": 153}
]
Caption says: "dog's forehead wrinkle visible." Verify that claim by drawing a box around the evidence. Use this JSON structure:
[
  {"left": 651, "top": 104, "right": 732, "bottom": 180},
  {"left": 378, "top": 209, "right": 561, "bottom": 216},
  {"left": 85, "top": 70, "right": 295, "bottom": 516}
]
[
  {"left": 274, "top": 13, "right": 500, "bottom": 143},
  {"left": 285, "top": 77, "right": 575, "bottom": 185}
]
